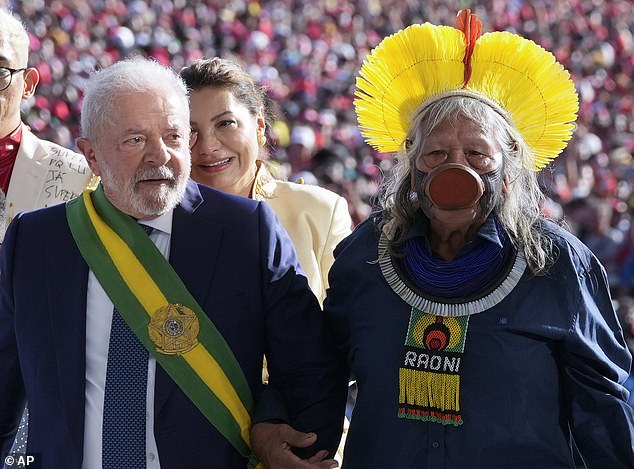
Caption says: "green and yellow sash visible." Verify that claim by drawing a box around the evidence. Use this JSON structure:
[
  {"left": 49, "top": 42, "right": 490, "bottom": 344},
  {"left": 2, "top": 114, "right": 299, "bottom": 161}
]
[{"left": 66, "top": 186, "right": 261, "bottom": 468}]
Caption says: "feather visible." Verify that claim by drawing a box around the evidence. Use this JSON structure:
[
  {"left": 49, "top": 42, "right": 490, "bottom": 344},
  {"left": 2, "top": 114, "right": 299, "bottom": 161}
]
[
  {"left": 353, "top": 16, "right": 579, "bottom": 170},
  {"left": 354, "top": 24, "right": 464, "bottom": 152},
  {"left": 468, "top": 32, "right": 578, "bottom": 169},
  {"left": 455, "top": 9, "right": 483, "bottom": 85}
]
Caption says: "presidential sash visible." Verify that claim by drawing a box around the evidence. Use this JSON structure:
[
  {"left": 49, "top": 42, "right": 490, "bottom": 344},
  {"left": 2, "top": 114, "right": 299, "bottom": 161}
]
[{"left": 66, "top": 186, "right": 261, "bottom": 468}]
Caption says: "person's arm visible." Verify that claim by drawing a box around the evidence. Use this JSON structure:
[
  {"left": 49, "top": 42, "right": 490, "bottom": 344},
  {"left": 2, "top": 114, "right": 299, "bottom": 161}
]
[
  {"left": 318, "top": 195, "right": 352, "bottom": 299},
  {"left": 561, "top": 252, "right": 634, "bottom": 467},
  {"left": 253, "top": 201, "right": 347, "bottom": 465}
]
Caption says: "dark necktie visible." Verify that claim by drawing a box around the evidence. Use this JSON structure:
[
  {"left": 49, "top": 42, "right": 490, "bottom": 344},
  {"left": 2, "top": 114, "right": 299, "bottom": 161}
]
[{"left": 102, "top": 224, "right": 153, "bottom": 468}]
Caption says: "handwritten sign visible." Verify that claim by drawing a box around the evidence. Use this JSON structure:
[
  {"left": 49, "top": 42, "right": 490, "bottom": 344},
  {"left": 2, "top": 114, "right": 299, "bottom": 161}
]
[{"left": 42, "top": 148, "right": 89, "bottom": 205}]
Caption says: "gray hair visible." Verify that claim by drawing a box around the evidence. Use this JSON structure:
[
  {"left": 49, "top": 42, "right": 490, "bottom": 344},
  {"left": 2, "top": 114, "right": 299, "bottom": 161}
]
[
  {"left": 0, "top": 9, "right": 30, "bottom": 66},
  {"left": 80, "top": 57, "right": 189, "bottom": 142},
  {"left": 378, "top": 96, "right": 555, "bottom": 275}
]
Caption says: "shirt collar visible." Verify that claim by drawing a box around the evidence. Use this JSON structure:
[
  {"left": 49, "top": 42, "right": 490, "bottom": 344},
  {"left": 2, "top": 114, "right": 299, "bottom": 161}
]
[
  {"left": 139, "top": 209, "right": 173, "bottom": 235},
  {"left": 251, "top": 159, "right": 276, "bottom": 201},
  {"left": 0, "top": 124, "right": 23, "bottom": 153},
  {"left": 404, "top": 212, "right": 503, "bottom": 252}
]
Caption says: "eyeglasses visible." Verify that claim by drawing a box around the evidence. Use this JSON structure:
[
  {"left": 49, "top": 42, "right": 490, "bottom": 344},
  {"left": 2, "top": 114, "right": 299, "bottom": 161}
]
[{"left": 0, "top": 67, "right": 27, "bottom": 92}]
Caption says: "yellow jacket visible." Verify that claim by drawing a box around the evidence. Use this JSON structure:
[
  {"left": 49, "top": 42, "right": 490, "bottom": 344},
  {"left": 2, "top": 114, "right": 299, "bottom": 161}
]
[{"left": 251, "top": 161, "right": 352, "bottom": 304}]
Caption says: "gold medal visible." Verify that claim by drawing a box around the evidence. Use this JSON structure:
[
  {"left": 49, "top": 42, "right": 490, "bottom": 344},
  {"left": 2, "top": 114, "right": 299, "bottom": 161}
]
[{"left": 148, "top": 304, "right": 200, "bottom": 355}]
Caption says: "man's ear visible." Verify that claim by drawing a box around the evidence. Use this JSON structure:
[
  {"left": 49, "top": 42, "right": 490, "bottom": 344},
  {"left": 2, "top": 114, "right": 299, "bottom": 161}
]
[
  {"left": 502, "top": 175, "right": 510, "bottom": 194},
  {"left": 76, "top": 137, "right": 102, "bottom": 176},
  {"left": 502, "top": 142, "right": 519, "bottom": 194},
  {"left": 22, "top": 68, "right": 39, "bottom": 99}
]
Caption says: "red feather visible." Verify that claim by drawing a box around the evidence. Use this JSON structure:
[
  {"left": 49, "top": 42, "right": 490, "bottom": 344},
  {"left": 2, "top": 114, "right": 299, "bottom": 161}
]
[{"left": 456, "top": 9, "right": 483, "bottom": 86}]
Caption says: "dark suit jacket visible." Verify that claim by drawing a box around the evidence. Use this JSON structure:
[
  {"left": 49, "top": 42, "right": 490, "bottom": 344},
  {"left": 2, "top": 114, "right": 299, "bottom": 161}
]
[{"left": 0, "top": 181, "right": 346, "bottom": 468}]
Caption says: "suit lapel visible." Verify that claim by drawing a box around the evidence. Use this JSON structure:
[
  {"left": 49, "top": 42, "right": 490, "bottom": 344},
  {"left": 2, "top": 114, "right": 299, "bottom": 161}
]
[
  {"left": 6, "top": 130, "right": 49, "bottom": 225},
  {"left": 154, "top": 182, "right": 225, "bottom": 414},
  {"left": 46, "top": 224, "right": 89, "bottom": 466}
]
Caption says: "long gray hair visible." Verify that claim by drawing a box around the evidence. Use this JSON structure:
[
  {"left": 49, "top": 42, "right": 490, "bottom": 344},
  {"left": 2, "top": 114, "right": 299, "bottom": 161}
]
[
  {"left": 377, "top": 95, "right": 555, "bottom": 275},
  {"left": 80, "top": 57, "right": 190, "bottom": 142}
]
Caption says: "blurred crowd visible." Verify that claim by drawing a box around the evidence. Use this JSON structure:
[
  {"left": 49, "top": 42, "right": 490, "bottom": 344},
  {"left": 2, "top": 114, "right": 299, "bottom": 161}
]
[{"left": 4, "top": 0, "right": 634, "bottom": 345}]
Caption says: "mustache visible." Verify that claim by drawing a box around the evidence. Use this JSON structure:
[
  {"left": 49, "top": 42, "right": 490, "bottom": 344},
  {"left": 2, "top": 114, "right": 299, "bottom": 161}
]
[{"left": 134, "top": 165, "right": 177, "bottom": 183}]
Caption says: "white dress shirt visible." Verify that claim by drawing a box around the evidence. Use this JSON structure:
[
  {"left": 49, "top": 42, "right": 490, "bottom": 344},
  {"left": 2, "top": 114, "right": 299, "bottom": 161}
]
[{"left": 83, "top": 211, "right": 173, "bottom": 469}]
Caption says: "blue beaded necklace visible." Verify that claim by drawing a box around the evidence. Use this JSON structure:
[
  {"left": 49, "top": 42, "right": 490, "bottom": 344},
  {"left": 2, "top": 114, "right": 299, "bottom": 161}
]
[{"left": 401, "top": 218, "right": 513, "bottom": 298}]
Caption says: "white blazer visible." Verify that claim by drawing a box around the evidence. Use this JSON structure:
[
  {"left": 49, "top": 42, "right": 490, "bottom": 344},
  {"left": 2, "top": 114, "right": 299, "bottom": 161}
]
[{"left": 2, "top": 126, "right": 97, "bottom": 242}]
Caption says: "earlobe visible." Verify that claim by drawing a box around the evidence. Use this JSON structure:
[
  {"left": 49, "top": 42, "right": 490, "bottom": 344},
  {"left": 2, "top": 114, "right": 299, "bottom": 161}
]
[
  {"left": 76, "top": 138, "right": 102, "bottom": 176},
  {"left": 256, "top": 110, "right": 266, "bottom": 134}
]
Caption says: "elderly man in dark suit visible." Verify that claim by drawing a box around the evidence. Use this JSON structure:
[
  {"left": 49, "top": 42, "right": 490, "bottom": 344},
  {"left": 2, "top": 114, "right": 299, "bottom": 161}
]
[{"left": 0, "top": 57, "right": 346, "bottom": 469}]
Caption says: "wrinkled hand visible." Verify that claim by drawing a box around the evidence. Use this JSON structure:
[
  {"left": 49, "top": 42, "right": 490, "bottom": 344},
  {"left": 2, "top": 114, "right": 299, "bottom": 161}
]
[{"left": 251, "top": 422, "right": 339, "bottom": 469}]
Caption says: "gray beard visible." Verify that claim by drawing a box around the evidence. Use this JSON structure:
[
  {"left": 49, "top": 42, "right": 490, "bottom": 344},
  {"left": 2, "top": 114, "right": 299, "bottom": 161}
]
[{"left": 101, "top": 163, "right": 189, "bottom": 218}]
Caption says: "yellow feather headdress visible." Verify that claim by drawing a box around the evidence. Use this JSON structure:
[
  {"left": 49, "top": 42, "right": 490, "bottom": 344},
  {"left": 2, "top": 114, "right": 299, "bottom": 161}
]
[{"left": 354, "top": 10, "right": 579, "bottom": 170}]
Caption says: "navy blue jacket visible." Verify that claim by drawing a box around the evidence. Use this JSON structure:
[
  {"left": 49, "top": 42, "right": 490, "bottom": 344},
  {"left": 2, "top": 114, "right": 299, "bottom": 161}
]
[
  {"left": 325, "top": 215, "right": 634, "bottom": 468},
  {"left": 0, "top": 180, "right": 347, "bottom": 468}
]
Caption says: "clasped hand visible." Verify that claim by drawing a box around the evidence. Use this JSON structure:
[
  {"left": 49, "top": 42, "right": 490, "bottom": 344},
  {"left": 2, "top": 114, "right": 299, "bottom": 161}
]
[{"left": 250, "top": 422, "right": 339, "bottom": 469}]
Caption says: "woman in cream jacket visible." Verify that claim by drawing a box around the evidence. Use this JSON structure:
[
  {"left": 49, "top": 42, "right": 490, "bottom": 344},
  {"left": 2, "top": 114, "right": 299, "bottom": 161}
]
[{"left": 181, "top": 57, "right": 352, "bottom": 304}]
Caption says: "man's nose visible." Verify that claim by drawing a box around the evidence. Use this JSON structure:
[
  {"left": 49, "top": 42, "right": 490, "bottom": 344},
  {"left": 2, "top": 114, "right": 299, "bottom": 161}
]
[
  {"left": 446, "top": 150, "right": 469, "bottom": 165},
  {"left": 143, "top": 138, "right": 171, "bottom": 165}
]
